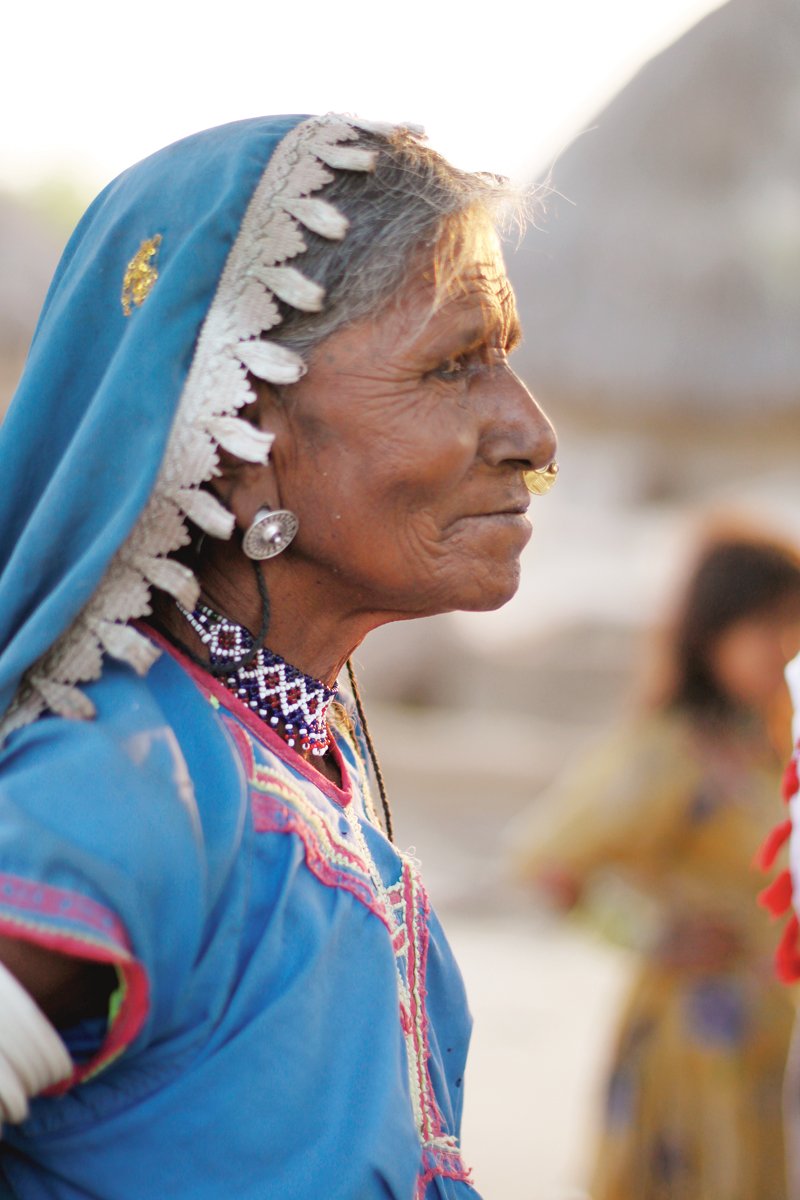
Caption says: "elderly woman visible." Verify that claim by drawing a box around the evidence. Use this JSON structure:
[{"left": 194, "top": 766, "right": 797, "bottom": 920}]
[{"left": 0, "top": 115, "right": 556, "bottom": 1197}]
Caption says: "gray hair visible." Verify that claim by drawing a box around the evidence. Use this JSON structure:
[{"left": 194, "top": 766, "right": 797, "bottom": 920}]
[{"left": 270, "top": 126, "right": 524, "bottom": 360}]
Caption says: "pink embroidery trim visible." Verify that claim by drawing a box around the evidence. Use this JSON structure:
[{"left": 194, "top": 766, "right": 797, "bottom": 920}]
[
  {"left": 252, "top": 779, "right": 366, "bottom": 874},
  {"left": 236, "top": 731, "right": 393, "bottom": 929},
  {"left": 389, "top": 864, "right": 472, "bottom": 1195},
  {"left": 238, "top": 742, "right": 471, "bottom": 1190},
  {"left": 252, "top": 791, "right": 391, "bottom": 925},
  {"left": 407, "top": 869, "right": 438, "bottom": 1141},
  {"left": 0, "top": 874, "right": 149, "bottom": 1091},
  {"left": 0, "top": 875, "right": 128, "bottom": 941},
  {"left": 417, "top": 1153, "right": 475, "bottom": 1199},
  {"left": 230, "top": 724, "right": 473, "bottom": 1193},
  {"left": 220, "top": 714, "right": 388, "bottom": 921},
  {"left": 141, "top": 623, "right": 353, "bottom": 808}
]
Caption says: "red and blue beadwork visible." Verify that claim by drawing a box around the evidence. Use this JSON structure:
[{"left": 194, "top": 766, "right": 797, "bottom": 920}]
[{"left": 180, "top": 602, "right": 335, "bottom": 756}]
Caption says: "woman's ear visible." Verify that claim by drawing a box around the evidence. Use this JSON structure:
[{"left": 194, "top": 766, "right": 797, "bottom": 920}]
[
  {"left": 246, "top": 378, "right": 288, "bottom": 434},
  {"left": 209, "top": 381, "right": 288, "bottom": 531}
]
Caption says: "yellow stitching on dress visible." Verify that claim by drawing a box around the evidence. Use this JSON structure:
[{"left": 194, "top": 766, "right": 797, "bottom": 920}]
[
  {"left": 250, "top": 768, "right": 367, "bottom": 876},
  {"left": 121, "top": 235, "right": 163, "bottom": 317}
]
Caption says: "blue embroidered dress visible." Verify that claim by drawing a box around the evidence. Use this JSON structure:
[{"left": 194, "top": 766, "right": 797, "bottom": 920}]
[
  {"left": 0, "top": 114, "right": 481, "bottom": 1198},
  {"left": 0, "top": 638, "right": 476, "bottom": 1197}
]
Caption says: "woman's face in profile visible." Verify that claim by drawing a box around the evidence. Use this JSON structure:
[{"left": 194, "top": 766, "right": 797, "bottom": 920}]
[{"left": 265, "top": 220, "right": 556, "bottom": 621}]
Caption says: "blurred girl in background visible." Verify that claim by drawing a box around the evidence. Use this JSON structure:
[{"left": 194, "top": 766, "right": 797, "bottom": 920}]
[{"left": 514, "top": 523, "right": 800, "bottom": 1200}]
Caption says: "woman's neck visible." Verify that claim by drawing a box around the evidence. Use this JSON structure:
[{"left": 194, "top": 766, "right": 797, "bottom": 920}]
[{"left": 189, "top": 547, "right": 381, "bottom": 688}]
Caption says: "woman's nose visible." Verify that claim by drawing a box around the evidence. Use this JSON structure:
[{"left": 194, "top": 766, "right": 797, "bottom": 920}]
[{"left": 481, "top": 365, "right": 557, "bottom": 472}]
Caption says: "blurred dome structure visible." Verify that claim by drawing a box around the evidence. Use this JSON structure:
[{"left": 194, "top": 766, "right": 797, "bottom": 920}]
[{"left": 510, "top": 0, "right": 800, "bottom": 434}]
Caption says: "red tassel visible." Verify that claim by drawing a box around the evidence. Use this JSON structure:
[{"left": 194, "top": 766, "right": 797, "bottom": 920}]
[
  {"left": 776, "top": 913, "right": 800, "bottom": 983},
  {"left": 760, "top": 742, "right": 800, "bottom": 984},
  {"left": 759, "top": 869, "right": 794, "bottom": 916},
  {"left": 755, "top": 818, "right": 793, "bottom": 871}
]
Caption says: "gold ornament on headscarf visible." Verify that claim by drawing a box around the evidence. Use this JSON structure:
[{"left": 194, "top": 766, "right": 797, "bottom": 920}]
[
  {"left": 121, "top": 235, "right": 163, "bottom": 317},
  {"left": 524, "top": 461, "right": 559, "bottom": 496}
]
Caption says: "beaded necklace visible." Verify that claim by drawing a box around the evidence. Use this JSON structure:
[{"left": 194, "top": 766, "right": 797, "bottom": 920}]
[{"left": 179, "top": 602, "right": 336, "bottom": 756}]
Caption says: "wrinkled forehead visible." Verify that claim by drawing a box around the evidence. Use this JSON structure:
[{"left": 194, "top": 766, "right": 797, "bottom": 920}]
[
  {"left": 433, "top": 212, "right": 511, "bottom": 301},
  {"left": 400, "top": 212, "right": 519, "bottom": 340}
]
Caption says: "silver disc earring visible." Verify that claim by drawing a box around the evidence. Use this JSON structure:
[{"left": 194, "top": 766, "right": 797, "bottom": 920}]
[{"left": 242, "top": 506, "right": 299, "bottom": 560}]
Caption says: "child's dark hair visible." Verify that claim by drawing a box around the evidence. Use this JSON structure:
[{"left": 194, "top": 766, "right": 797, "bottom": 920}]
[{"left": 659, "top": 525, "right": 800, "bottom": 716}]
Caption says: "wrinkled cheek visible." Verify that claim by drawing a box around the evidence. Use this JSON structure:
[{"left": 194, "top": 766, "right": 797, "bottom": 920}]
[
  {"left": 437, "top": 525, "right": 525, "bottom": 594},
  {"left": 382, "top": 429, "right": 475, "bottom": 495},
  {"left": 356, "top": 514, "right": 451, "bottom": 598}
]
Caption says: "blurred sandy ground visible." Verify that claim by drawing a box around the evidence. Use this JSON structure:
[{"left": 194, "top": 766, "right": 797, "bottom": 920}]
[
  {"left": 367, "top": 703, "right": 636, "bottom": 1200},
  {"left": 450, "top": 919, "right": 633, "bottom": 1200}
]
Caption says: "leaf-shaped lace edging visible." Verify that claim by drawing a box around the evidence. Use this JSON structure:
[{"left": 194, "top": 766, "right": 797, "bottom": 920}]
[{"left": 0, "top": 115, "right": 402, "bottom": 739}]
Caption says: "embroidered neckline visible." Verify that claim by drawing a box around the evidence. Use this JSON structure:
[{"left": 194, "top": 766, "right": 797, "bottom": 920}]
[{"left": 142, "top": 622, "right": 353, "bottom": 809}]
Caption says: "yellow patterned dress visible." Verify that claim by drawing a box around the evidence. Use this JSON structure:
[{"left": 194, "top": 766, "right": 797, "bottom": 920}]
[{"left": 515, "top": 710, "right": 795, "bottom": 1200}]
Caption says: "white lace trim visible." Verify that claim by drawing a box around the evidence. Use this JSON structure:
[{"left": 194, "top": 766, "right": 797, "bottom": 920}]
[{"left": 0, "top": 115, "right": 389, "bottom": 740}]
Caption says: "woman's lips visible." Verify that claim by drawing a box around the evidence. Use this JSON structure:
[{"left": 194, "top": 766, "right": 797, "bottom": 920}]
[
  {"left": 463, "top": 502, "right": 530, "bottom": 521},
  {"left": 444, "top": 496, "right": 532, "bottom": 538},
  {"left": 450, "top": 508, "right": 532, "bottom": 538}
]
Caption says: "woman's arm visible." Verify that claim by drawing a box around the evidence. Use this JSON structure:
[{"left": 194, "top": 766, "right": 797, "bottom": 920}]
[
  {"left": 0, "top": 942, "right": 108, "bottom": 1128},
  {"left": 0, "top": 936, "right": 117, "bottom": 1028},
  {"left": 0, "top": 939, "right": 118, "bottom": 1126}
]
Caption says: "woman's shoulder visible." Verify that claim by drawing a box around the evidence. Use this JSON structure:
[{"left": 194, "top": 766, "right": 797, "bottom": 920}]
[{"left": 0, "top": 651, "right": 248, "bottom": 878}]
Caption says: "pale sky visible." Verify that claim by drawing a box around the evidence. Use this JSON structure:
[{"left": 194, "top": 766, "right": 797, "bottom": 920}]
[{"left": 4, "top": 0, "right": 725, "bottom": 192}]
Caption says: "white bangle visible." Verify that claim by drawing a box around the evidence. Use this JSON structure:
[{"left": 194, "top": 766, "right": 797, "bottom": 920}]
[
  {"left": 0, "top": 1049, "right": 30, "bottom": 1124},
  {"left": 0, "top": 957, "right": 73, "bottom": 1128}
]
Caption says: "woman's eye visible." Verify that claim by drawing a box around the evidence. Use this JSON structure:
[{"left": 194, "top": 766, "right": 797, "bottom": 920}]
[
  {"left": 431, "top": 345, "right": 506, "bottom": 381},
  {"left": 434, "top": 356, "right": 469, "bottom": 380}
]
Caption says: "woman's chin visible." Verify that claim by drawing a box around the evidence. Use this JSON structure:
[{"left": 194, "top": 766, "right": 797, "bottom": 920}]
[{"left": 451, "top": 561, "right": 523, "bottom": 614}]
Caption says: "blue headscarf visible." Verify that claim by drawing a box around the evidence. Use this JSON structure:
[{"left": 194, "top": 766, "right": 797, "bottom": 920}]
[{"left": 0, "top": 113, "right": 381, "bottom": 738}]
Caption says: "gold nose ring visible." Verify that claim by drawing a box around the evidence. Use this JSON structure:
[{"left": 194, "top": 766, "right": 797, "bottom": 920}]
[{"left": 524, "top": 461, "right": 559, "bottom": 496}]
